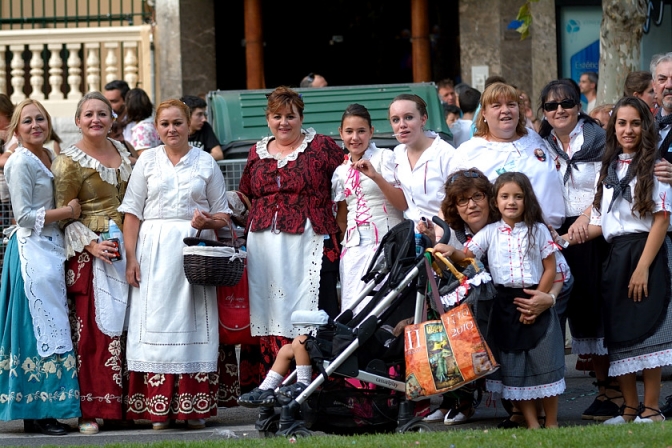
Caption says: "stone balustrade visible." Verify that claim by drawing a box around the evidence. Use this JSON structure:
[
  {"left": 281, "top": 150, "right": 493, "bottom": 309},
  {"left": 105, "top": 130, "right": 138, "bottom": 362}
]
[{"left": 0, "top": 25, "right": 152, "bottom": 118}]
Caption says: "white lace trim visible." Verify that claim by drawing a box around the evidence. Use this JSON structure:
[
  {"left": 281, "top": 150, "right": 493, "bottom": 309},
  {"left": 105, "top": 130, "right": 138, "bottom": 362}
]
[
  {"left": 127, "top": 360, "right": 218, "bottom": 375},
  {"left": 255, "top": 127, "right": 316, "bottom": 169},
  {"left": 486, "top": 378, "right": 565, "bottom": 401},
  {"left": 16, "top": 146, "right": 53, "bottom": 178},
  {"left": 608, "top": 348, "right": 672, "bottom": 377},
  {"left": 34, "top": 206, "right": 46, "bottom": 235},
  {"left": 572, "top": 338, "right": 608, "bottom": 356},
  {"left": 64, "top": 220, "right": 98, "bottom": 259},
  {"left": 440, "top": 270, "right": 492, "bottom": 308},
  {"left": 61, "top": 139, "right": 132, "bottom": 185}
]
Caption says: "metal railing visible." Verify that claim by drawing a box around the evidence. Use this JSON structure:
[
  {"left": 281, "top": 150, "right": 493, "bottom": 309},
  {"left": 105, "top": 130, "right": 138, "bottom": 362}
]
[{"left": 0, "top": 0, "right": 151, "bottom": 29}]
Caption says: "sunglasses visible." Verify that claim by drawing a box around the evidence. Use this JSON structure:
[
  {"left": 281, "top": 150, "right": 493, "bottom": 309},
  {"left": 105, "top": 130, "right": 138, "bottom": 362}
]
[
  {"left": 305, "top": 72, "right": 315, "bottom": 83},
  {"left": 543, "top": 99, "right": 577, "bottom": 112},
  {"left": 448, "top": 170, "right": 481, "bottom": 185}
]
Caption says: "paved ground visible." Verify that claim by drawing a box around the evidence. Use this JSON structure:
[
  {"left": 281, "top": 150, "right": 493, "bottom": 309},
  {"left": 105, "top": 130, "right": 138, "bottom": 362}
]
[{"left": 1, "top": 355, "right": 670, "bottom": 446}]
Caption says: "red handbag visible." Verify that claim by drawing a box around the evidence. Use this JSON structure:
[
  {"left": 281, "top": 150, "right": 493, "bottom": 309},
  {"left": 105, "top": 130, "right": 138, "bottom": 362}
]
[{"left": 217, "top": 263, "right": 260, "bottom": 345}]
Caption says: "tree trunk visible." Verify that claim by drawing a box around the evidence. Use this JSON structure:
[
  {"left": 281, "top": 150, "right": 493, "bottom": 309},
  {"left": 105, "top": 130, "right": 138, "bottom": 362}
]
[{"left": 597, "top": 0, "right": 647, "bottom": 104}]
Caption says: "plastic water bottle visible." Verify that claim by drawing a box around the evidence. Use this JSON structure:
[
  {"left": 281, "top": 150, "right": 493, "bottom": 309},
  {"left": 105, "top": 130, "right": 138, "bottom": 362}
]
[
  {"left": 107, "top": 220, "right": 123, "bottom": 262},
  {"left": 108, "top": 220, "right": 121, "bottom": 240},
  {"left": 415, "top": 233, "right": 425, "bottom": 257}
]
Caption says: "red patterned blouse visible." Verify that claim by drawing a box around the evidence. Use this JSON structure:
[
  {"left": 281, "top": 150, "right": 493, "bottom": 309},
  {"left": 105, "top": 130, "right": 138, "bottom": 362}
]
[{"left": 239, "top": 130, "right": 343, "bottom": 235}]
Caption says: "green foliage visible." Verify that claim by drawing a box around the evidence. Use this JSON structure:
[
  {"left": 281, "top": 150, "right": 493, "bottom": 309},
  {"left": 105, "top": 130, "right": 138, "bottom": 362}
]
[
  {"left": 84, "top": 421, "right": 669, "bottom": 448},
  {"left": 515, "top": 0, "right": 540, "bottom": 40}
]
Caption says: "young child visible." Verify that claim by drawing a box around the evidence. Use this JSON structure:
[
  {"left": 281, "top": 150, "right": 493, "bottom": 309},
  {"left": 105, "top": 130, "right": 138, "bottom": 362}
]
[
  {"left": 567, "top": 97, "right": 672, "bottom": 424},
  {"left": 436, "top": 172, "right": 564, "bottom": 429},
  {"left": 238, "top": 335, "right": 311, "bottom": 407}
]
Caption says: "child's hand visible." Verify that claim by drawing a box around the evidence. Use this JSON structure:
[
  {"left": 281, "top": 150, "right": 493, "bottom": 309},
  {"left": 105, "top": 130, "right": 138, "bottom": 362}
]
[
  {"left": 628, "top": 266, "right": 649, "bottom": 302},
  {"left": 433, "top": 243, "right": 456, "bottom": 258}
]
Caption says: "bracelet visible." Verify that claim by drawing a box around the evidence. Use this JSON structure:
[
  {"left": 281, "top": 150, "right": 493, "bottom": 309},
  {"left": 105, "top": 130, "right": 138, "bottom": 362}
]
[
  {"left": 68, "top": 205, "right": 74, "bottom": 218},
  {"left": 579, "top": 212, "right": 589, "bottom": 220},
  {"left": 549, "top": 293, "right": 557, "bottom": 307}
]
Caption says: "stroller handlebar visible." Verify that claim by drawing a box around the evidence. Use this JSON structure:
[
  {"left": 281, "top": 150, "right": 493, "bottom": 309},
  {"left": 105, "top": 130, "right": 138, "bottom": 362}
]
[{"left": 432, "top": 216, "right": 452, "bottom": 245}]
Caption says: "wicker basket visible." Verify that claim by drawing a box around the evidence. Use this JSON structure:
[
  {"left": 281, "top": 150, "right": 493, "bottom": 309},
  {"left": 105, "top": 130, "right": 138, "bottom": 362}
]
[{"left": 183, "top": 229, "right": 246, "bottom": 287}]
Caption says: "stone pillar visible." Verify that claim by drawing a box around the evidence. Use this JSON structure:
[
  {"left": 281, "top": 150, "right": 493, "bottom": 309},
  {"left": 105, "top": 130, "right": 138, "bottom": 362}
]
[
  {"left": 155, "top": 0, "right": 217, "bottom": 102},
  {"left": 458, "top": 0, "right": 556, "bottom": 104}
]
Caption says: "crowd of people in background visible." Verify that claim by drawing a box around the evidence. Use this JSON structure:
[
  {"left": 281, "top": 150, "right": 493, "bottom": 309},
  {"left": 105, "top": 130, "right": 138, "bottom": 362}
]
[{"left": 1, "top": 51, "right": 672, "bottom": 436}]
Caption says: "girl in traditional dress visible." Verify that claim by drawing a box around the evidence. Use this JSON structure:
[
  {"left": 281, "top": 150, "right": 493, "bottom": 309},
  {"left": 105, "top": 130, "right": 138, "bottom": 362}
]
[
  {"left": 438, "top": 172, "right": 564, "bottom": 429},
  {"left": 566, "top": 97, "right": 672, "bottom": 424},
  {"left": 0, "top": 100, "right": 82, "bottom": 435},
  {"left": 332, "top": 104, "right": 406, "bottom": 312}
]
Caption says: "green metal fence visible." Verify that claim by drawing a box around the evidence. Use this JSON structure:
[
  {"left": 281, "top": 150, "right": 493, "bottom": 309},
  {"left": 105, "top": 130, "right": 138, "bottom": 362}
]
[{"left": 0, "top": 0, "right": 151, "bottom": 29}]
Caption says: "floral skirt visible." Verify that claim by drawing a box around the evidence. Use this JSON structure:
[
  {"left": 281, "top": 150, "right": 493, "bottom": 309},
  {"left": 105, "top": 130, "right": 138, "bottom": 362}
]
[
  {"left": 126, "top": 371, "right": 218, "bottom": 422},
  {"left": 0, "top": 235, "right": 80, "bottom": 421},
  {"left": 66, "top": 251, "right": 126, "bottom": 420},
  {"left": 217, "top": 344, "right": 262, "bottom": 407}
]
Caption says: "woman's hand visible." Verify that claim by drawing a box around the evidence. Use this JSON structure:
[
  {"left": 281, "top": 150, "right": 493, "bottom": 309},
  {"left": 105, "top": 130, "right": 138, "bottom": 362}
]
[
  {"left": 68, "top": 198, "right": 82, "bottom": 219},
  {"left": 654, "top": 159, "right": 672, "bottom": 185},
  {"left": 85, "top": 240, "right": 118, "bottom": 265},
  {"left": 628, "top": 266, "right": 649, "bottom": 302},
  {"left": 513, "top": 289, "right": 554, "bottom": 323},
  {"left": 191, "top": 209, "right": 210, "bottom": 230},
  {"left": 126, "top": 256, "right": 141, "bottom": 287},
  {"left": 417, "top": 219, "right": 436, "bottom": 243},
  {"left": 567, "top": 214, "right": 590, "bottom": 244}
]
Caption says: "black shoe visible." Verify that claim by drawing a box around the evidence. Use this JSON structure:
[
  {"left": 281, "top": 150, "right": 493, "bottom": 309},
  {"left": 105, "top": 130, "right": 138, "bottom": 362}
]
[
  {"left": 24, "top": 419, "right": 68, "bottom": 436},
  {"left": 592, "top": 397, "right": 622, "bottom": 421},
  {"left": 581, "top": 396, "right": 605, "bottom": 420},
  {"left": 661, "top": 394, "right": 672, "bottom": 418},
  {"left": 238, "top": 387, "right": 277, "bottom": 408},
  {"left": 497, "top": 411, "right": 524, "bottom": 429},
  {"left": 276, "top": 382, "right": 308, "bottom": 405}
]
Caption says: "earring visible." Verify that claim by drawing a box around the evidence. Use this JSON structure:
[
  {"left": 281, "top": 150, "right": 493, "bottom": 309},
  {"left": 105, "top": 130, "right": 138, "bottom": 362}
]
[
  {"left": 483, "top": 119, "right": 487, "bottom": 123},
  {"left": 78, "top": 127, "right": 82, "bottom": 134}
]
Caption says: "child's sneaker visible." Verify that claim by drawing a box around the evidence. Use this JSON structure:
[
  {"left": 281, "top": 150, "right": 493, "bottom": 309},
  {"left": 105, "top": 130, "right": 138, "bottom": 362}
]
[
  {"left": 238, "top": 387, "right": 277, "bottom": 408},
  {"left": 276, "top": 382, "right": 308, "bottom": 405}
]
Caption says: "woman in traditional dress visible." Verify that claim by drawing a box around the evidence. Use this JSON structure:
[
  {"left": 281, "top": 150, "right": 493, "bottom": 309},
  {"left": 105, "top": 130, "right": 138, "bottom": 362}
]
[
  {"left": 239, "top": 86, "right": 343, "bottom": 381},
  {"left": 0, "top": 99, "right": 81, "bottom": 435},
  {"left": 120, "top": 99, "right": 231, "bottom": 430},
  {"left": 52, "top": 91, "right": 133, "bottom": 434}
]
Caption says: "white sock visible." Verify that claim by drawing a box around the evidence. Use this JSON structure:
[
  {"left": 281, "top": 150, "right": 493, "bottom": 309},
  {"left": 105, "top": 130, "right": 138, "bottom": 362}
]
[
  {"left": 296, "top": 365, "right": 312, "bottom": 385},
  {"left": 259, "top": 370, "right": 283, "bottom": 390}
]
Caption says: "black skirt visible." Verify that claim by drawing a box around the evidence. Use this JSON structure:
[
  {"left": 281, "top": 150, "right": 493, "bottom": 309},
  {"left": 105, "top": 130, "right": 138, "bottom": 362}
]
[
  {"left": 602, "top": 232, "right": 671, "bottom": 350},
  {"left": 488, "top": 285, "right": 550, "bottom": 352},
  {"left": 557, "top": 216, "right": 607, "bottom": 340}
]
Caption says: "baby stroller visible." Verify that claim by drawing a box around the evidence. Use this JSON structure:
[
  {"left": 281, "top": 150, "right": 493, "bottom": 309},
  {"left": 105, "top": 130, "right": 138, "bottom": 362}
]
[{"left": 254, "top": 218, "right": 492, "bottom": 437}]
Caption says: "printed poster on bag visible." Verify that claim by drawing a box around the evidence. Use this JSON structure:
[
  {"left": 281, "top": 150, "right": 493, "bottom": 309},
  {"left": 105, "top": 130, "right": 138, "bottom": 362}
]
[{"left": 405, "top": 304, "right": 498, "bottom": 401}]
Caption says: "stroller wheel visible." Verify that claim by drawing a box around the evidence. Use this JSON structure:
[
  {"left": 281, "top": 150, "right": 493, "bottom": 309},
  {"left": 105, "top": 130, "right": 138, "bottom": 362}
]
[{"left": 398, "top": 420, "right": 433, "bottom": 433}]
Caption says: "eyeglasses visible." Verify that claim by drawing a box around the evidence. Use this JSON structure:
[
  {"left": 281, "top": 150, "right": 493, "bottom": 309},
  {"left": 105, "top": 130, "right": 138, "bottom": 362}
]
[
  {"left": 305, "top": 73, "right": 315, "bottom": 83},
  {"left": 543, "top": 99, "right": 577, "bottom": 112},
  {"left": 457, "top": 192, "right": 486, "bottom": 207},
  {"left": 448, "top": 170, "right": 481, "bottom": 185}
]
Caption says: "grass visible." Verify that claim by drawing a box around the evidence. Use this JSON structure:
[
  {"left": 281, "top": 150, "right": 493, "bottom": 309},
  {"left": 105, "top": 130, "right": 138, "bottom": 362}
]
[{"left": 61, "top": 422, "right": 671, "bottom": 448}]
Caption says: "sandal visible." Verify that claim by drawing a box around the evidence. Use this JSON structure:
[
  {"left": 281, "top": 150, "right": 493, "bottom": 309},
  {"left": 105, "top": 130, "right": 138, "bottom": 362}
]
[
  {"left": 238, "top": 387, "right": 278, "bottom": 408},
  {"left": 276, "top": 382, "right": 308, "bottom": 405},
  {"left": 497, "top": 411, "right": 524, "bottom": 429},
  {"left": 635, "top": 406, "right": 666, "bottom": 423},
  {"left": 152, "top": 421, "right": 171, "bottom": 430},
  {"left": 603, "top": 404, "right": 639, "bottom": 425}
]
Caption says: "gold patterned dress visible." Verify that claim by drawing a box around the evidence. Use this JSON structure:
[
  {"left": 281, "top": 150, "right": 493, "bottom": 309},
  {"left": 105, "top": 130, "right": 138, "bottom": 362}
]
[{"left": 51, "top": 139, "right": 132, "bottom": 421}]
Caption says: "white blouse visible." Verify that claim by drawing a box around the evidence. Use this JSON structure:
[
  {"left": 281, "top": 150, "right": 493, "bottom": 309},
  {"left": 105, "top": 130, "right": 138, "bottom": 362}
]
[
  {"left": 394, "top": 133, "right": 455, "bottom": 223},
  {"left": 545, "top": 120, "right": 601, "bottom": 217},
  {"left": 119, "top": 145, "right": 232, "bottom": 220},
  {"left": 590, "top": 153, "right": 672, "bottom": 242},
  {"left": 451, "top": 132, "right": 565, "bottom": 229},
  {"left": 331, "top": 144, "right": 403, "bottom": 247},
  {"left": 466, "top": 220, "right": 557, "bottom": 288}
]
